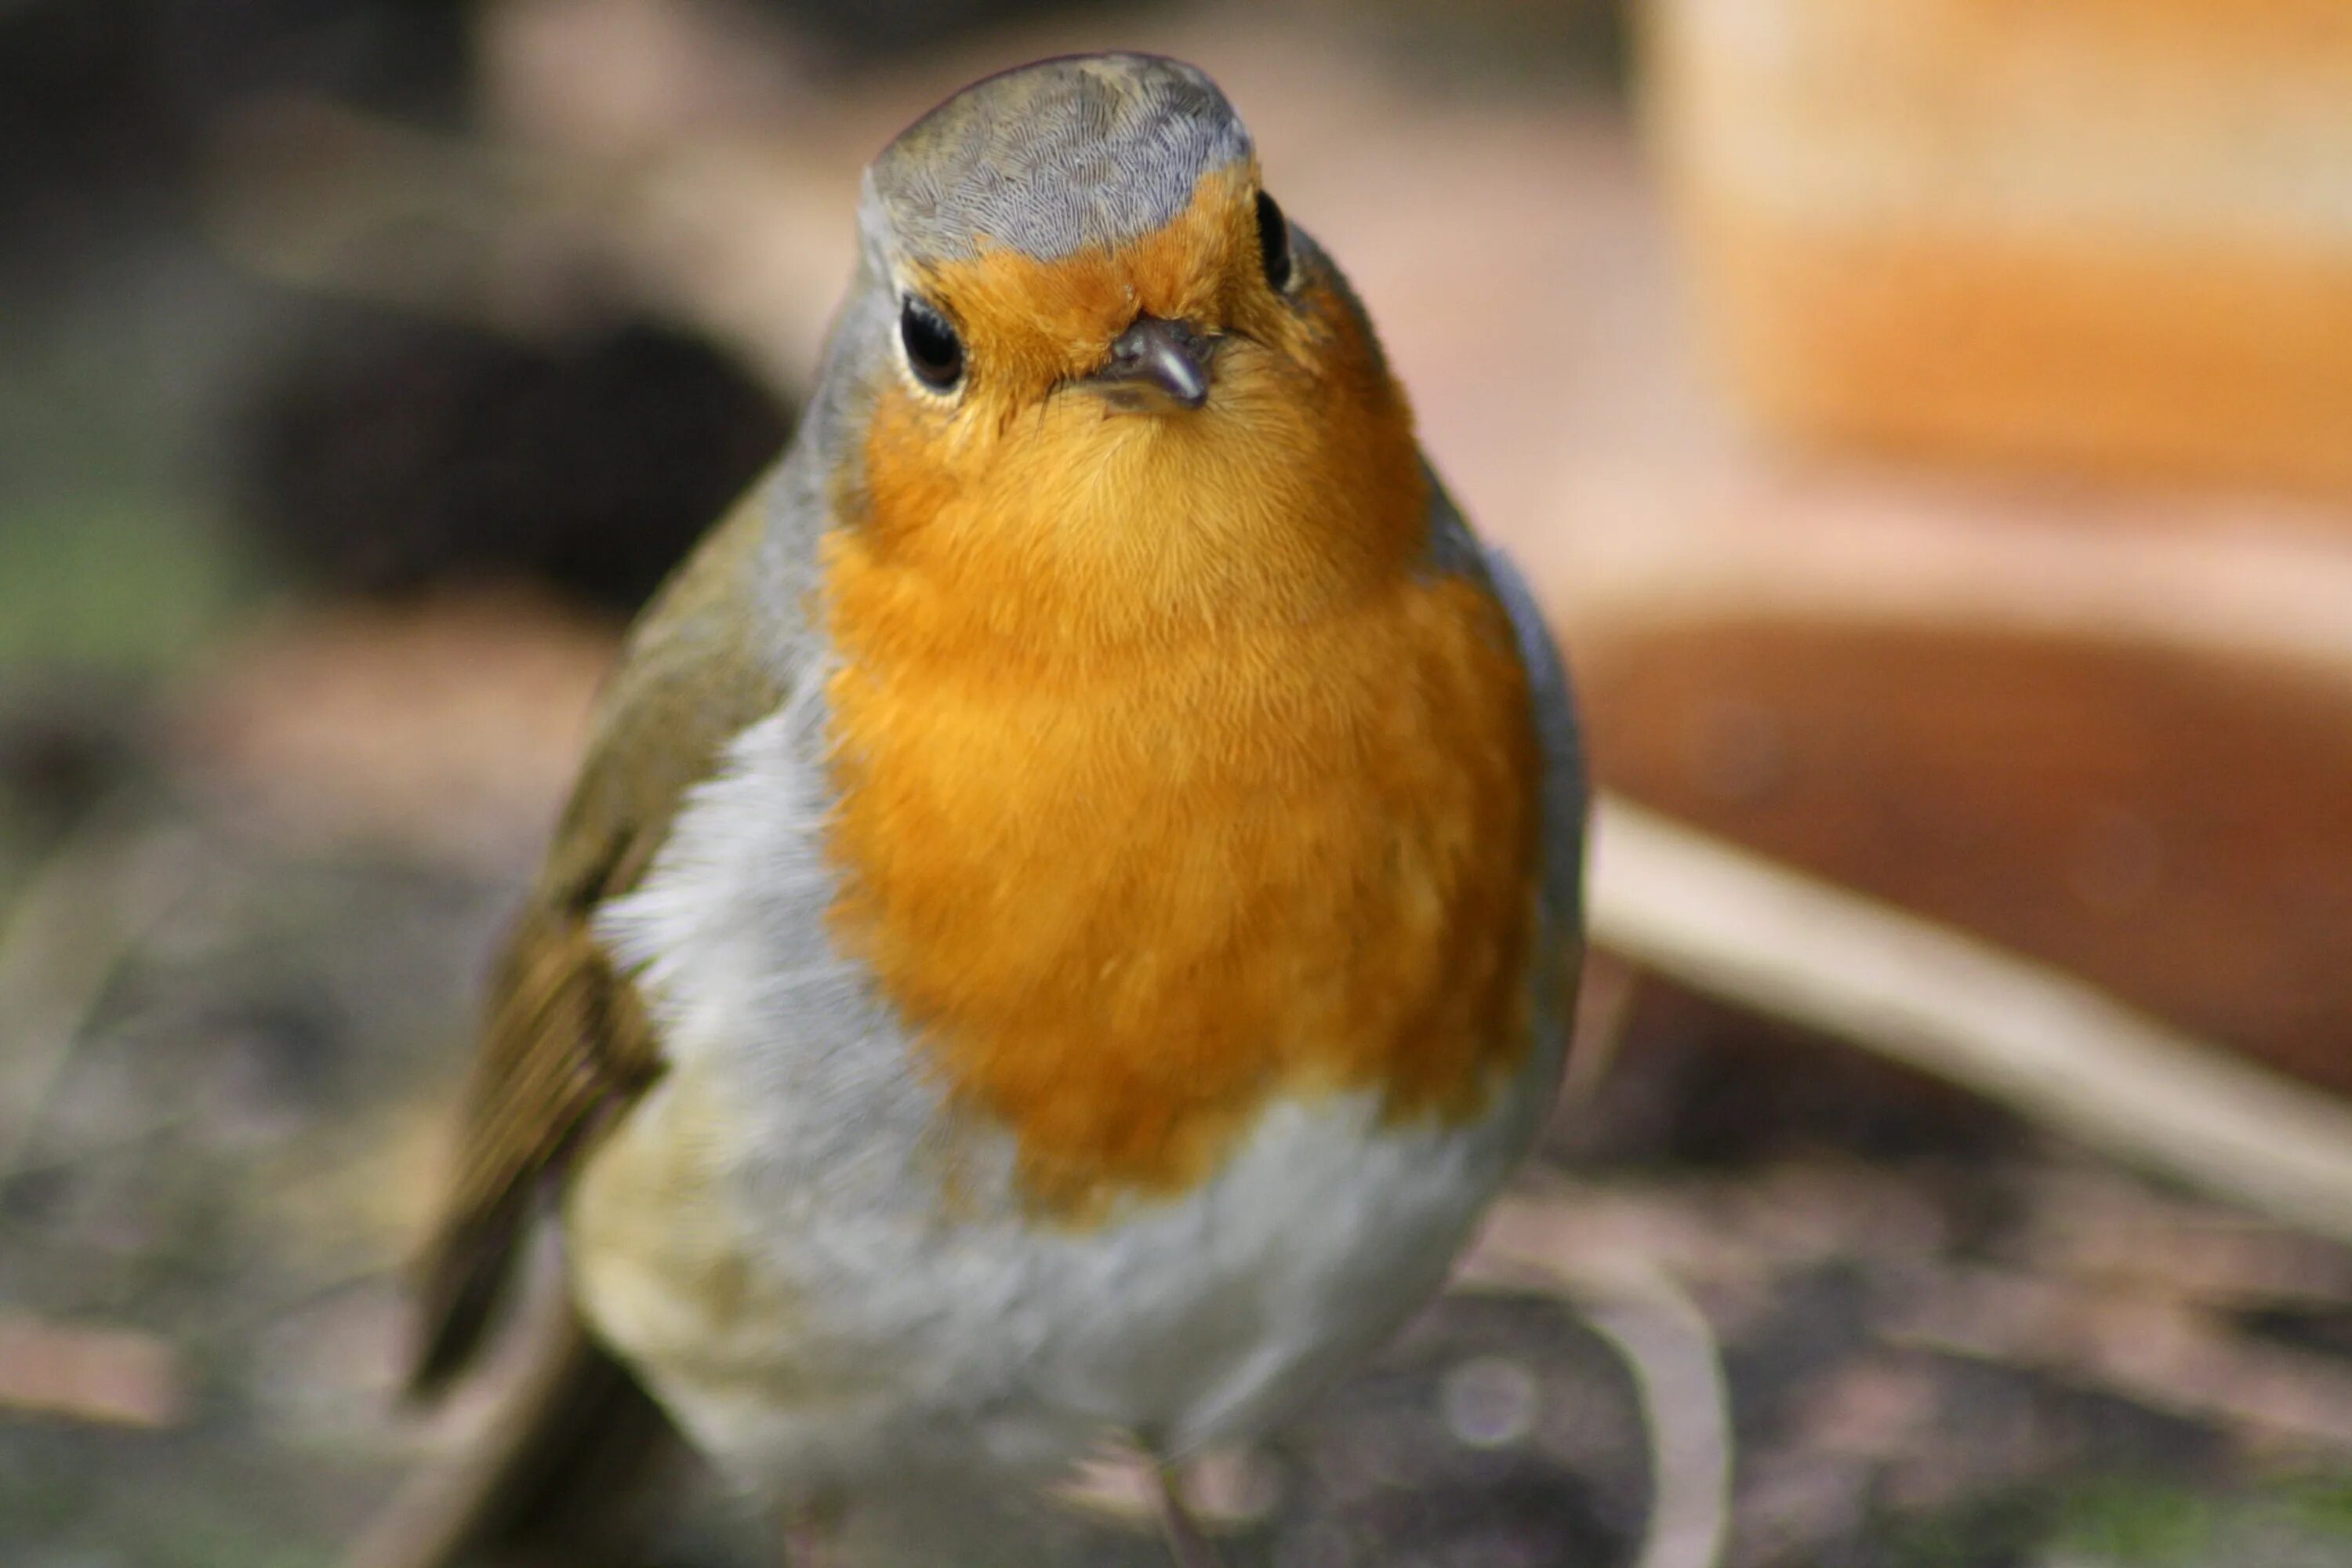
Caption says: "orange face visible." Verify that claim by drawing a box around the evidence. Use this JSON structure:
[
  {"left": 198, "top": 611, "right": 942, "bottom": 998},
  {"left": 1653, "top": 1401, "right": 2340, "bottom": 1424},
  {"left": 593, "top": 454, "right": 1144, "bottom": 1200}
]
[
  {"left": 848, "top": 164, "right": 1432, "bottom": 655},
  {"left": 821, "top": 163, "right": 1547, "bottom": 1218}
]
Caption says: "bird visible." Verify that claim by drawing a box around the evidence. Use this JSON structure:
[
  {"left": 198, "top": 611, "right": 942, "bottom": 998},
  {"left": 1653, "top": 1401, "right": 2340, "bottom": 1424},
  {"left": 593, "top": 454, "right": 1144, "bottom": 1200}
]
[{"left": 356, "top": 50, "right": 1586, "bottom": 1568}]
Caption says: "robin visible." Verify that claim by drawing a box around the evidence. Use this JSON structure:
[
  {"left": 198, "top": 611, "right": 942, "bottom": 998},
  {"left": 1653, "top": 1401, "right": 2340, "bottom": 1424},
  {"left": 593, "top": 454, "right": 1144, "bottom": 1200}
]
[{"left": 361, "top": 51, "right": 1585, "bottom": 1568}]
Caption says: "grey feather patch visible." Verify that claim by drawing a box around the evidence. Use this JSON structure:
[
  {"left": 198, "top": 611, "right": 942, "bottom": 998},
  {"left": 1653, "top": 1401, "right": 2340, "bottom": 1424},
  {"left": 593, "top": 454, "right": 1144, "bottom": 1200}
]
[
  {"left": 870, "top": 53, "right": 1254, "bottom": 263},
  {"left": 1482, "top": 539, "right": 1589, "bottom": 928},
  {"left": 1421, "top": 475, "right": 1590, "bottom": 928}
]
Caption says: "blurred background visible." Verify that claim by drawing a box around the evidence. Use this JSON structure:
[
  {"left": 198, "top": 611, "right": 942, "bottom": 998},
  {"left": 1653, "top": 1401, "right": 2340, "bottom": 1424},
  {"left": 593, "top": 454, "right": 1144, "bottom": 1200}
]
[{"left": 5, "top": 1, "right": 2352, "bottom": 1564}]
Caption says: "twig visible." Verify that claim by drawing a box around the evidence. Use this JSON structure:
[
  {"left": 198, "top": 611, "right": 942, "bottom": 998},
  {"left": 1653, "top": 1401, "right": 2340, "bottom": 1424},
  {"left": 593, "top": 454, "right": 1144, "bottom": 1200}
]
[
  {"left": 1559, "top": 949, "right": 1641, "bottom": 1114},
  {"left": 1457, "top": 1217, "right": 1734, "bottom": 1568},
  {"left": 1588, "top": 796, "right": 2352, "bottom": 1248},
  {"left": 1884, "top": 1264, "right": 2352, "bottom": 1453}
]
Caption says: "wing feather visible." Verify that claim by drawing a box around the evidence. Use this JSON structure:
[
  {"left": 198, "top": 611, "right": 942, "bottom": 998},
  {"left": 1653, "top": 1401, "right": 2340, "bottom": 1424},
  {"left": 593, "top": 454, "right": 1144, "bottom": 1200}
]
[{"left": 408, "top": 492, "right": 794, "bottom": 1392}]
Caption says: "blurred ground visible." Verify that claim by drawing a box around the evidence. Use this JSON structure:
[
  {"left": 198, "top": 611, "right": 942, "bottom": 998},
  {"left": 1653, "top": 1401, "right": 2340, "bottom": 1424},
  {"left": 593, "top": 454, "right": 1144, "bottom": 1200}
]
[
  {"left": 5, "top": 2, "right": 2352, "bottom": 1566},
  {"left": 11, "top": 723, "right": 2352, "bottom": 1568}
]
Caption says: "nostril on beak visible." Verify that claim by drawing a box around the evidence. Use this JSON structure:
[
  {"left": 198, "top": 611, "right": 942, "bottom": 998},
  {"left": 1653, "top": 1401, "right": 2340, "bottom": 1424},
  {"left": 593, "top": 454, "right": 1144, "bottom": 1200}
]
[{"left": 1094, "top": 315, "right": 1212, "bottom": 410}]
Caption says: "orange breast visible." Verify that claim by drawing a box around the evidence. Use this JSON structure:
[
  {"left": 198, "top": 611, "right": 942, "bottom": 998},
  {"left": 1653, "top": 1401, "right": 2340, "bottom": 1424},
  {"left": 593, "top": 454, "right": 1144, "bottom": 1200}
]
[{"left": 821, "top": 521, "right": 1543, "bottom": 1216}]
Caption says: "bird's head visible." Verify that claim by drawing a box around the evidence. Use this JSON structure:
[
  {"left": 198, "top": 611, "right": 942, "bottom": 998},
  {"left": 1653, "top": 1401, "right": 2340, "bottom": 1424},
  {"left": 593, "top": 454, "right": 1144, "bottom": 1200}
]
[{"left": 815, "top": 53, "right": 1428, "bottom": 648}]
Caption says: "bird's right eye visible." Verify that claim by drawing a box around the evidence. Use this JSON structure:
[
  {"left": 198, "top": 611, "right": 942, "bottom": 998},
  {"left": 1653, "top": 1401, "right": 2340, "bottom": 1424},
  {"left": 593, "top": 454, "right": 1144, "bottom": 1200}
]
[
  {"left": 900, "top": 296, "right": 964, "bottom": 392},
  {"left": 1254, "top": 191, "right": 1294, "bottom": 292}
]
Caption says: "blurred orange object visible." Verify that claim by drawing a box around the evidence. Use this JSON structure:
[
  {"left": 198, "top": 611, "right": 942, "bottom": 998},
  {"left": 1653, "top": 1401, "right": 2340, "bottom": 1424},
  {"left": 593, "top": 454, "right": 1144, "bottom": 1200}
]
[{"left": 1643, "top": 0, "right": 2352, "bottom": 495}]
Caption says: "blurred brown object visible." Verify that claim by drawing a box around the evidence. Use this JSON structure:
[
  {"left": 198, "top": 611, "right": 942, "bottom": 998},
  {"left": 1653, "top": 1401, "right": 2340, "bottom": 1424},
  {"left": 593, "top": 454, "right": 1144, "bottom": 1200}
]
[
  {"left": 1644, "top": 0, "right": 2352, "bottom": 495},
  {"left": 1544, "top": 481, "right": 2352, "bottom": 1102}
]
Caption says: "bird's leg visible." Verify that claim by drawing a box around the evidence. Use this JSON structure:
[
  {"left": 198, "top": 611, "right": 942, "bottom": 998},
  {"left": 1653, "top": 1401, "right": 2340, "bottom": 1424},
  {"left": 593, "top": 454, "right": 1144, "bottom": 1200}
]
[{"left": 1153, "top": 1465, "right": 1227, "bottom": 1568}]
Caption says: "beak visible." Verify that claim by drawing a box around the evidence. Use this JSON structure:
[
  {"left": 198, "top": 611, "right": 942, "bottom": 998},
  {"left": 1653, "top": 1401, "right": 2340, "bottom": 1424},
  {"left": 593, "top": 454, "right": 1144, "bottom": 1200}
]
[{"left": 1080, "top": 315, "right": 1214, "bottom": 412}]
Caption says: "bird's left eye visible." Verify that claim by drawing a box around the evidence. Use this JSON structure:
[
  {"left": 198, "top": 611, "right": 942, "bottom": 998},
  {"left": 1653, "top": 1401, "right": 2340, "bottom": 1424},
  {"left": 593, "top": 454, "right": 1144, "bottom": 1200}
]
[
  {"left": 899, "top": 296, "right": 964, "bottom": 391},
  {"left": 1254, "top": 191, "right": 1293, "bottom": 292}
]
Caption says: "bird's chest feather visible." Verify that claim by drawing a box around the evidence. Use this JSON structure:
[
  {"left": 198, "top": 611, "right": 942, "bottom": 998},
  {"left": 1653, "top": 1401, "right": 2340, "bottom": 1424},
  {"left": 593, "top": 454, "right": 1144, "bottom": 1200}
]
[{"left": 819, "top": 524, "right": 1545, "bottom": 1217}]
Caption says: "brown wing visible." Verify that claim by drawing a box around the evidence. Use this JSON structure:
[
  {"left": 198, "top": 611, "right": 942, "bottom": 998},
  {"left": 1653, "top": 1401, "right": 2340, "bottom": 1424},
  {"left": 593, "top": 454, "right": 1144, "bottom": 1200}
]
[{"left": 408, "top": 494, "right": 789, "bottom": 1393}]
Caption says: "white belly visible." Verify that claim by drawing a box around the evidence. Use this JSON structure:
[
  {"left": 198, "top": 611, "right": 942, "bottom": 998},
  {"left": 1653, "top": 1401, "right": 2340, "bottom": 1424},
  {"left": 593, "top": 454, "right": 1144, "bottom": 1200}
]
[{"left": 570, "top": 1046, "right": 1549, "bottom": 1504}]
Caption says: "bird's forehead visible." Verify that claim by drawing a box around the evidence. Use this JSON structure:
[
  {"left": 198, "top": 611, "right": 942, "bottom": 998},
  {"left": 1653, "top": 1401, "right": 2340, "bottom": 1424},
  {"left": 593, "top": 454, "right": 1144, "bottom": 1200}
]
[{"left": 869, "top": 53, "right": 1254, "bottom": 263}]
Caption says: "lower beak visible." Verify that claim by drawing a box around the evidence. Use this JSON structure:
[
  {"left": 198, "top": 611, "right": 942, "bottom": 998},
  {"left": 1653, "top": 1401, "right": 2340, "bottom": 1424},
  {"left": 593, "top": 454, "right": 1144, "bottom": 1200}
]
[{"left": 1080, "top": 315, "right": 1214, "bottom": 412}]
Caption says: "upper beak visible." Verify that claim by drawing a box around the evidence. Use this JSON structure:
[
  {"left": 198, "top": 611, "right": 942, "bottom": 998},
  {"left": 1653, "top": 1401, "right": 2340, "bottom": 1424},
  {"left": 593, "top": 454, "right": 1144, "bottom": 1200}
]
[{"left": 1080, "top": 315, "right": 1214, "bottom": 412}]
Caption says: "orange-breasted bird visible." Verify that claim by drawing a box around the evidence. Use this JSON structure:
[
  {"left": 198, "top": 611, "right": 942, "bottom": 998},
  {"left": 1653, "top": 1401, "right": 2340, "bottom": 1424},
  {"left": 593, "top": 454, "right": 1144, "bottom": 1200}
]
[{"left": 358, "top": 51, "right": 1586, "bottom": 1568}]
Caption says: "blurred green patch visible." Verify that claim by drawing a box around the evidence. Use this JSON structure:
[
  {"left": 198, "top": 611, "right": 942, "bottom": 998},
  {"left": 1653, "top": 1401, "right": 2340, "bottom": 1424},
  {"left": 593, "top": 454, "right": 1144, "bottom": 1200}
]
[
  {"left": 0, "top": 226, "right": 281, "bottom": 676},
  {"left": 1882, "top": 1493, "right": 2048, "bottom": 1568},
  {"left": 0, "top": 489, "right": 254, "bottom": 671},
  {"left": 2053, "top": 1478, "right": 2217, "bottom": 1564},
  {"left": 2048, "top": 1473, "right": 2352, "bottom": 1567},
  {"left": 1881, "top": 1473, "right": 2352, "bottom": 1568},
  {"left": 2281, "top": 1475, "right": 2352, "bottom": 1536}
]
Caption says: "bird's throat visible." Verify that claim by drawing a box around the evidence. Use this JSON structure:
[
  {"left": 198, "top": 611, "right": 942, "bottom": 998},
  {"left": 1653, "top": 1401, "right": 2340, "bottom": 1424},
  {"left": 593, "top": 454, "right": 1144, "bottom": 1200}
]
[{"left": 816, "top": 509, "right": 1545, "bottom": 1221}]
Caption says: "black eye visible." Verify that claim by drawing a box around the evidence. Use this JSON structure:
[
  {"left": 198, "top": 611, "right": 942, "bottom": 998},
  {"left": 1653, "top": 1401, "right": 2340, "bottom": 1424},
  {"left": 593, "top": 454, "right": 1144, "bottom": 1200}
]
[
  {"left": 899, "top": 296, "right": 964, "bottom": 390},
  {"left": 1254, "top": 191, "right": 1293, "bottom": 292}
]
